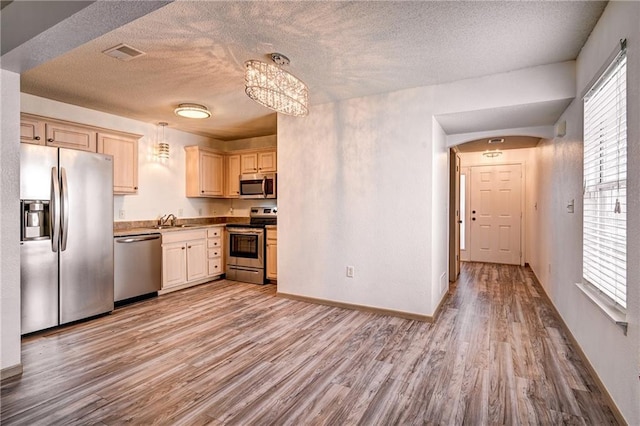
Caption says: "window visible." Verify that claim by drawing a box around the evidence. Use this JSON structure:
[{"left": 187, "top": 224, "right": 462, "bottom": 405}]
[{"left": 582, "top": 43, "right": 627, "bottom": 310}]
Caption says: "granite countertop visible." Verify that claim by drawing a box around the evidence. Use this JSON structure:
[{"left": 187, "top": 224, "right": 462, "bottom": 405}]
[{"left": 114, "top": 217, "right": 250, "bottom": 237}]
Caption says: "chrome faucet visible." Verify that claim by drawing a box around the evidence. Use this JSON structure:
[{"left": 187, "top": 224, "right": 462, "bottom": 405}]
[{"left": 159, "top": 213, "right": 177, "bottom": 227}]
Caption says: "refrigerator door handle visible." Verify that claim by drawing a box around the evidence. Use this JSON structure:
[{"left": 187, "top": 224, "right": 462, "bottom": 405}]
[
  {"left": 60, "top": 167, "right": 70, "bottom": 251},
  {"left": 50, "top": 167, "right": 61, "bottom": 252}
]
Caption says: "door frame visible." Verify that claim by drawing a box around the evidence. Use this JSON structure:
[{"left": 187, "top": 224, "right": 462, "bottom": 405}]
[
  {"left": 448, "top": 150, "right": 461, "bottom": 281},
  {"left": 449, "top": 158, "right": 527, "bottom": 272},
  {"left": 465, "top": 160, "right": 526, "bottom": 266}
]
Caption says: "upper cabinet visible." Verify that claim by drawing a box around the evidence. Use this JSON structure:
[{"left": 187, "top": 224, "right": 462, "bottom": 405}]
[
  {"left": 45, "top": 121, "right": 97, "bottom": 152},
  {"left": 97, "top": 132, "right": 140, "bottom": 194},
  {"left": 21, "top": 113, "right": 96, "bottom": 151},
  {"left": 187, "top": 146, "right": 276, "bottom": 199},
  {"left": 185, "top": 146, "right": 224, "bottom": 197},
  {"left": 225, "top": 154, "right": 241, "bottom": 198},
  {"left": 257, "top": 150, "right": 277, "bottom": 173},
  {"left": 240, "top": 153, "right": 259, "bottom": 174},
  {"left": 20, "top": 115, "right": 45, "bottom": 145},
  {"left": 21, "top": 113, "right": 141, "bottom": 195},
  {"left": 239, "top": 150, "right": 277, "bottom": 174}
]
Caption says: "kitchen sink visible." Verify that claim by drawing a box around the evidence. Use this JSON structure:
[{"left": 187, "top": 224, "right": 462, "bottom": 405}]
[{"left": 145, "top": 224, "right": 202, "bottom": 230}]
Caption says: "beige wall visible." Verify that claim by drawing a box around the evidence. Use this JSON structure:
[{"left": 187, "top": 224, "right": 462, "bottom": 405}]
[
  {"left": 530, "top": 2, "right": 640, "bottom": 423},
  {"left": 0, "top": 69, "right": 22, "bottom": 375}
]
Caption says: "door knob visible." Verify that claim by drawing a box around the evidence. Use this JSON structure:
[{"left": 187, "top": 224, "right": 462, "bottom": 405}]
[{"left": 458, "top": 220, "right": 463, "bottom": 224}]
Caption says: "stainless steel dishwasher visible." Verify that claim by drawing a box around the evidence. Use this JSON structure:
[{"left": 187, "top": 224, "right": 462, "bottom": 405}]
[{"left": 114, "top": 233, "right": 162, "bottom": 303}]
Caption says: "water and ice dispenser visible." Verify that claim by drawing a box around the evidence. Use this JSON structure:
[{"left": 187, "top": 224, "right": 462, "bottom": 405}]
[{"left": 21, "top": 200, "right": 50, "bottom": 240}]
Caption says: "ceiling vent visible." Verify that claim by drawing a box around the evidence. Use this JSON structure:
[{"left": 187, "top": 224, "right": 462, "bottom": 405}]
[{"left": 102, "top": 43, "right": 146, "bottom": 61}]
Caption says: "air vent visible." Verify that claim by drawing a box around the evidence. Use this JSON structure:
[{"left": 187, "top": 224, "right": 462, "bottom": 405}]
[
  {"left": 102, "top": 43, "right": 146, "bottom": 61},
  {"left": 488, "top": 138, "right": 505, "bottom": 144}
]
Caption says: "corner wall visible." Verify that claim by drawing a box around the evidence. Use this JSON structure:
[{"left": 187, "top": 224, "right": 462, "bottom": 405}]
[
  {"left": 0, "top": 69, "right": 22, "bottom": 376},
  {"left": 277, "top": 87, "right": 441, "bottom": 317},
  {"left": 530, "top": 2, "right": 640, "bottom": 423}
]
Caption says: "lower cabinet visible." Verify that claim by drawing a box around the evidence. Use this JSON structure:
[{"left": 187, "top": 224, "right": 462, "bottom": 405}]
[
  {"left": 266, "top": 227, "right": 277, "bottom": 281},
  {"left": 161, "top": 227, "right": 224, "bottom": 293}
]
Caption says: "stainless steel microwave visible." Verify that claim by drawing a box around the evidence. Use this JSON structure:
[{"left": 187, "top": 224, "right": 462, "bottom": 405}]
[{"left": 239, "top": 173, "right": 277, "bottom": 199}]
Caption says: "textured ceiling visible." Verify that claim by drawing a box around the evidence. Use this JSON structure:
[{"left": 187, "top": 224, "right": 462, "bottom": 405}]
[{"left": 19, "top": 1, "right": 606, "bottom": 141}]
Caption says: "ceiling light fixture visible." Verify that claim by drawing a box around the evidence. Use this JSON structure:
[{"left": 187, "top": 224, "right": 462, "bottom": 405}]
[
  {"left": 488, "top": 137, "right": 505, "bottom": 144},
  {"left": 157, "top": 122, "right": 170, "bottom": 160},
  {"left": 244, "top": 53, "right": 309, "bottom": 117},
  {"left": 174, "top": 103, "right": 211, "bottom": 119},
  {"left": 483, "top": 149, "right": 502, "bottom": 158}
]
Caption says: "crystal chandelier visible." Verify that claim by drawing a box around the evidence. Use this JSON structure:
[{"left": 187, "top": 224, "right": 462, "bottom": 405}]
[{"left": 244, "top": 53, "right": 309, "bottom": 117}]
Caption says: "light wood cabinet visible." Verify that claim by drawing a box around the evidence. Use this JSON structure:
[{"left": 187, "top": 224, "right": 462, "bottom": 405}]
[
  {"left": 21, "top": 114, "right": 143, "bottom": 194},
  {"left": 186, "top": 239, "right": 207, "bottom": 282},
  {"left": 207, "top": 227, "right": 224, "bottom": 277},
  {"left": 20, "top": 116, "right": 46, "bottom": 145},
  {"left": 240, "top": 153, "right": 259, "bottom": 174},
  {"left": 21, "top": 113, "right": 96, "bottom": 151},
  {"left": 258, "top": 150, "right": 277, "bottom": 172},
  {"left": 266, "top": 227, "right": 277, "bottom": 281},
  {"left": 45, "top": 121, "right": 97, "bottom": 152},
  {"left": 239, "top": 150, "right": 277, "bottom": 174},
  {"left": 162, "top": 241, "right": 187, "bottom": 288},
  {"left": 225, "top": 154, "right": 241, "bottom": 198},
  {"left": 161, "top": 229, "right": 210, "bottom": 291},
  {"left": 185, "top": 146, "right": 224, "bottom": 197},
  {"left": 97, "top": 132, "right": 140, "bottom": 194}
]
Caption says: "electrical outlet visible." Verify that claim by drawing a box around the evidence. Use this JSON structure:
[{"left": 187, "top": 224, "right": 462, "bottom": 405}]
[
  {"left": 118, "top": 210, "right": 125, "bottom": 219},
  {"left": 346, "top": 266, "right": 354, "bottom": 278},
  {"left": 178, "top": 208, "right": 183, "bottom": 217}
]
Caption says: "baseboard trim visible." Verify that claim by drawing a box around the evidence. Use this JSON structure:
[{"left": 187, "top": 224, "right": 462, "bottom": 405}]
[
  {"left": 529, "top": 270, "right": 627, "bottom": 426},
  {"left": 276, "top": 291, "right": 438, "bottom": 322},
  {"left": 1, "top": 363, "right": 23, "bottom": 382}
]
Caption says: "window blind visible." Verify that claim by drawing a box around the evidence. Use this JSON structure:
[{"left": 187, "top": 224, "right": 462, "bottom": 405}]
[{"left": 582, "top": 45, "right": 627, "bottom": 309}]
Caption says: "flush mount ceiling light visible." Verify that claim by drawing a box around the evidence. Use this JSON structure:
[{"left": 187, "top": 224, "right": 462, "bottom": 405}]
[
  {"left": 174, "top": 103, "right": 211, "bottom": 119},
  {"left": 483, "top": 149, "right": 503, "bottom": 158},
  {"left": 488, "top": 137, "right": 505, "bottom": 144},
  {"left": 244, "top": 53, "right": 309, "bottom": 117}
]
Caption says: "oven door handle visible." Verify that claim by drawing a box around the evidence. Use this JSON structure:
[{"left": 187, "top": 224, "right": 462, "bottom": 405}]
[{"left": 227, "top": 228, "right": 263, "bottom": 234}]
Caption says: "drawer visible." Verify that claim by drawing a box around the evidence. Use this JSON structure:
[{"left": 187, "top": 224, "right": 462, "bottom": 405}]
[
  {"left": 207, "top": 227, "right": 222, "bottom": 238},
  {"left": 208, "top": 247, "right": 222, "bottom": 258},
  {"left": 162, "top": 229, "right": 207, "bottom": 244},
  {"left": 208, "top": 258, "right": 222, "bottom": 275},
  {"left": 207, "top": 237, "right": 221, "bottom": 248}
]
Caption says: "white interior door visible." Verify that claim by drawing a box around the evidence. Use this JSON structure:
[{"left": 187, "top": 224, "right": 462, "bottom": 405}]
[{"left": 469, "top": 164, "right": 522, "bottom": 265}]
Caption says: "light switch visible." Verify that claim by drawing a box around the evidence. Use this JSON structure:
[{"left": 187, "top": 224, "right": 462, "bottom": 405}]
[{"left": 567, "top": 199, "right": 574, "bottom": 214}]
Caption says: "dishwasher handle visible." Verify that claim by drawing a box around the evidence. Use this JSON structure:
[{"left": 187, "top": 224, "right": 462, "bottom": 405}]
[{"left": 116, "top": 235, "right": 161, "bottom": 243}]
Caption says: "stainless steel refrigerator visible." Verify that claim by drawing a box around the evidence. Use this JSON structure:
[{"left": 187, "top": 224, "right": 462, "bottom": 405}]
[{"left": 20, "top": 144, "right": 114, "bottom": 335}]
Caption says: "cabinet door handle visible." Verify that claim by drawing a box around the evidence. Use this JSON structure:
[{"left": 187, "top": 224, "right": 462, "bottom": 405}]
[
  {"left": 47, "top": 138, "right": 54, "bottom": 142},
  {"left": 181, "top": 247, "right": 185, "bottom": 250},
  {"left": 187, "top": 245, "right": 192, "bottom": 249},
  {"left": 134, "top": 186, "right": 138, "bottom": 190},
  {"left": 34, "top": 136, "right": 41, "bottom": 141}
]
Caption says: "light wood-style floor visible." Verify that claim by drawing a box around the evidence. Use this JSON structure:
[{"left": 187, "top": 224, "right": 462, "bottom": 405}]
[{"left": 2, "top": 263, "right": 618, "bottom": 425}]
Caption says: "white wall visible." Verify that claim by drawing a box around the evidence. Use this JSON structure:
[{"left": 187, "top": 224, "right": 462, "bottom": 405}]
[
  {"left": 278, "top": 87, "right": 441, "bottom": 316},
  {"left": 0, "top": 69, "right": 22, "bottom": 374},
  {"left": 530, "top": 2, "right": 640, "bottom": 423},
  {"left": 431, "top": 118, "right": 450, "bottom": 309},
  {"left": 20, "top": 94, "right": 274, "bottom": 221}
]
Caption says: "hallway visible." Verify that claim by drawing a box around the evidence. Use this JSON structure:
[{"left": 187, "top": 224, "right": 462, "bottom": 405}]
[{"left": 2, "top": 263, "right": 617, "bottom": 424}]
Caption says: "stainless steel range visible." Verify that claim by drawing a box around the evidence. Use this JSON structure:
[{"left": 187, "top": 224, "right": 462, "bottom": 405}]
[{"left": 226, "top": 207, "right": 277, "bottom": 284}]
